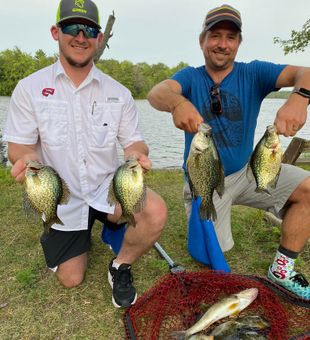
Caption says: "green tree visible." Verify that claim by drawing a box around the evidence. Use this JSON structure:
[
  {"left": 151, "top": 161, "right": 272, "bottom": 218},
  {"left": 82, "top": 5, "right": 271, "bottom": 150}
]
[
  {"left": 274, "top": 19, "right": 310, "bottom": 54},
  {"left": 0, "top": 47, "right": 36, "bottom": 96}
]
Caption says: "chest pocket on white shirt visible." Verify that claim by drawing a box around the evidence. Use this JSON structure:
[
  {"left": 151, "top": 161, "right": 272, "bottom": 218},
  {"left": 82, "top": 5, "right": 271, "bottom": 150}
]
[
  {"left": 90, "top": 103, "right": 120, "bottom": 148},
  {"left": 35, "top": 100, "right": 68, "bottom": 147}
]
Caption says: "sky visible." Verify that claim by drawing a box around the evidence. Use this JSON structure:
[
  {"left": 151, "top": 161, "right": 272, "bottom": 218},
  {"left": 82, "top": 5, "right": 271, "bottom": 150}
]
[{"left": 1, "top": 0, "right": 309, "bottom": 68}]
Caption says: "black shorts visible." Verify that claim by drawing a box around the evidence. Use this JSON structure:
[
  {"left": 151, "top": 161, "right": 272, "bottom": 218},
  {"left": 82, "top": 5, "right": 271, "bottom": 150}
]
[{"left": 40, "top": 206, "right": 125, "bottom": 269}]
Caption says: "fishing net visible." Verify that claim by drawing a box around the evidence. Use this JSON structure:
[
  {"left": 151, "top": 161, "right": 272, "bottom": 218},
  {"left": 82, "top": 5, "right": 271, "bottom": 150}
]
[{"left": 123, "top": 270, "right": 310, "bottom": 340}]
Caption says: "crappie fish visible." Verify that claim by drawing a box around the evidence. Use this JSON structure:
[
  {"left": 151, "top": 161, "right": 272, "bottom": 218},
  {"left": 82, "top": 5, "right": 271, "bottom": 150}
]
[
  {"left": 23, "top": 160, "right": 70, "bottom": 233},
  {"left": 107, "top": 159, "right": 146, "bottom": 227},
  {"left": 247, "top": 125, "right": 283, "bottom": 195},
  {"left": 186, "top": 123, "right": 224, "bottom": 221},
  {"left": 208, "top": 315, "right": 269, "bottom": 339},
  {"left": 171, "top": 288, "right": 258, "bottom": 339}
]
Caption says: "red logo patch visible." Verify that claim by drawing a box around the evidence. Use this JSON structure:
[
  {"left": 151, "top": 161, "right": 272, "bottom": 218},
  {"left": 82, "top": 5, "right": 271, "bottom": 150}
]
[{"left": 42, "top": 88, "right": 55, "bottom": 97}]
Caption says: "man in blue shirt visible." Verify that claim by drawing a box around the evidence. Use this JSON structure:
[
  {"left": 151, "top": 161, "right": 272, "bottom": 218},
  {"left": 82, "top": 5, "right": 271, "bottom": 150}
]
[{"left": 147, "top": 4, "right": 310, "bottom": 300}]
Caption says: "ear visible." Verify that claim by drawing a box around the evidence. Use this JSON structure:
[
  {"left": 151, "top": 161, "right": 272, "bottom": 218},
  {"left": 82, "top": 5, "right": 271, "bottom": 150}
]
[
  {"left": 50, "top": 25, "right": 59, "bottom": 41},
  {"left": 97, "top": 31, "right": 104, "bottom": 48}
]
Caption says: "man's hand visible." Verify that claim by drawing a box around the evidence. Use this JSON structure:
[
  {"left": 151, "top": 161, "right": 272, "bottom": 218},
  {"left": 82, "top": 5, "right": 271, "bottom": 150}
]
[
  {"left": 171, "top": 100, "right": 204, "bottom": 134},
  {"left": 11, "top": 154, "right": 39, "bottom": 183},
  {"left": 274, "top": 95, "right": 308, "bottom": 137}
]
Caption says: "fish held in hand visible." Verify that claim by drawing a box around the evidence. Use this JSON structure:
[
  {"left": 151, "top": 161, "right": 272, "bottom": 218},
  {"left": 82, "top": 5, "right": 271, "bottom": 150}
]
[
  {"left": 171, "top": 288, "right": 259, "bottom": 339},
  {"left": 107, "top": 159, "right": 146, "bottom": 227},
  {"left": 247, "top": 125, "right": 283, "bottom": 195},
  {"left": 23, "top": 160, "right": 70, "bottom": 233},
  {"left": 186, "top": 123, "right": 224, "bottom": 221}
]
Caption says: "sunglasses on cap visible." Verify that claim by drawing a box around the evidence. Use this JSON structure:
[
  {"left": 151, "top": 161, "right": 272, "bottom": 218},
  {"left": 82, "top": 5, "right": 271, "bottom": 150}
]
[
  {"left": 59, "top": 23, "right": 100, "bottom": 39},
  {"left": 209, "top": 84, "right": 222, "bottom": 114}
]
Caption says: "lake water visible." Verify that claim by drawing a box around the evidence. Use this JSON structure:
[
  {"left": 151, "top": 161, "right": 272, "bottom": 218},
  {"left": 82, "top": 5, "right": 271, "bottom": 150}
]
[{"left": 0, "top": 96, "right": 309, "bottom": 169}]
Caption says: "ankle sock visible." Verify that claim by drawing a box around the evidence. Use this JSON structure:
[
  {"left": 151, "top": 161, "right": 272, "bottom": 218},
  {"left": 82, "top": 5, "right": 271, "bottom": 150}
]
[
  {"left": 112, "top": 259, "right": 120, "bottom": 269},
  {"left": 270, "top": 246, "right": 298, "bottom": 280}
]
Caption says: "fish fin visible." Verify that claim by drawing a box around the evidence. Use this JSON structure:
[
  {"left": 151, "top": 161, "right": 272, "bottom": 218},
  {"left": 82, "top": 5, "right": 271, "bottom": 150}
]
[
  {"left": 170, "top": 331, "right": 187, "bottom": 340},
  {"left": 268, "top": 168, "right": 281, "bottom": 189},
  {"left": 59, "top": 179, "right": 70, "bottom": 205},
  {"left": 22, "top": 191, "right": 40, "bottom": 220},
  {"left": 188, "top": 177, "right": 198, "bottom": 199},
  {"left": 107, "top": 179, "right": 117, "bottom": 205},
  {"left": 216, "top": 166, "right": 225, "bottom": 198},
  {"left": 255, "top": 187, "right": 271, "bottom": 196},
  {"left": 133, "top": 184, "right": 147, "bottom": 214},
  {"left": 246, "top": 162, "right": 254, "bottom": 182},
  {"left": 126, "top": 214, "right": 137, "bottom": 228}
]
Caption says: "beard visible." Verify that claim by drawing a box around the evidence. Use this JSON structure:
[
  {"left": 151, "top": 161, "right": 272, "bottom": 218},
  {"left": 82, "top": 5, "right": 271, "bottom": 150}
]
[
  {"left": 59, "top": 42, "right": 94, "bottom": 68},
  {"left": 65, "top": 55, "right": 93, "bottom": 68}
]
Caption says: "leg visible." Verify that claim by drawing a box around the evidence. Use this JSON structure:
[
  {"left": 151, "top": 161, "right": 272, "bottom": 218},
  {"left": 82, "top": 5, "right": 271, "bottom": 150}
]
[
  {"left": 56, "top": 252, "right": 88, "bottom": 288},
  {"left": 40, "top": 228, "right": 92, "bottom": 289},
  {"left": 281, "top": 177, "right": 310, "bottom": 252},
  {"left": 106, "top": 188, "right": 167, "bottom": 308},
  {"left": 110, "top": 188, "right": 167, "bottom": 264}
]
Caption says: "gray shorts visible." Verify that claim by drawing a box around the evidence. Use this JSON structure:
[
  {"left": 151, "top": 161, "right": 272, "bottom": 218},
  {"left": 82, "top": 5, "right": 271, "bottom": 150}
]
[{"left": 183, "top": 163, "right": 310, "bottom": 252}]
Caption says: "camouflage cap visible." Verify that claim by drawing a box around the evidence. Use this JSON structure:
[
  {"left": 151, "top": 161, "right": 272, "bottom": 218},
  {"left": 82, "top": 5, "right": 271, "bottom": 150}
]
[{"left": 56, "top": 0, "right": 101, "bottom": 28}]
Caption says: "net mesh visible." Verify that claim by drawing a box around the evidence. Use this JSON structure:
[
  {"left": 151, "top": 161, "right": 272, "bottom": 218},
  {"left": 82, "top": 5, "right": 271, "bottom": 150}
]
[{"left": 124, "top": 270, "right": 310, "bottom": 340}]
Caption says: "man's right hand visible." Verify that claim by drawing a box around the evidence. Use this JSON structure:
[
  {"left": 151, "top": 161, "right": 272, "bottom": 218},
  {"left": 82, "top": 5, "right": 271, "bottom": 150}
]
[{"left": 171, "top": 100, "right": 204, "bottom": 134}]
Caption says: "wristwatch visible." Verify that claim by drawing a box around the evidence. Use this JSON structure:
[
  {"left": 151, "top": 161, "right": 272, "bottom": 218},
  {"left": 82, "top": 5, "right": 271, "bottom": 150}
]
[{"left": 292, "top": 87, "right": 310, "bottom": 104}]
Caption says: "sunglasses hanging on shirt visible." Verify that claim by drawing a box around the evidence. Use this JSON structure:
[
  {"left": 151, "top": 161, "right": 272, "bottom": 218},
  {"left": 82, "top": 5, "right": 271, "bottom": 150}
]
[{"left": 209, "top": 84, "right": 222, "bottom": 115}]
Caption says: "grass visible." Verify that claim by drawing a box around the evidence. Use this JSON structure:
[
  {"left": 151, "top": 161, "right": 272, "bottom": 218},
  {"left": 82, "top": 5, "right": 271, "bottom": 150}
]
[{"left": 0, "top": 165, "right": 309, "bottom": 339}]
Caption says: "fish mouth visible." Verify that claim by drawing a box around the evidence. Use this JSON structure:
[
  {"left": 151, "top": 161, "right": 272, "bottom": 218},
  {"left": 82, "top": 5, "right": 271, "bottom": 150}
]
[{"left": 239, "top": 288, "right": 259, "bottom": 301}]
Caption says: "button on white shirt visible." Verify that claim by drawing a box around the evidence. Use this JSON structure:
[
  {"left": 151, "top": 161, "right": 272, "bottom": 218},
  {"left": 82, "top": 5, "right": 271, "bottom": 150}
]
[{"left": 4, "top": 60, "right": 144, "bottom": 231}]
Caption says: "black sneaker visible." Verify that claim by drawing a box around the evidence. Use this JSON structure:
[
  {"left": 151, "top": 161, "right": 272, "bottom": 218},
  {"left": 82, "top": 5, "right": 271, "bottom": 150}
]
[{"left": 108, "top": 258, "right": 137, "bottom": 308}]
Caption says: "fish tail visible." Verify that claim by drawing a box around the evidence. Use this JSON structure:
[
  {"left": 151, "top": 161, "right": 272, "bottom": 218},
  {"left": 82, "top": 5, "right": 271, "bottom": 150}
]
[
  {"left": 170, "top": 331, "right": 187, "bottom": 340},
  {"left": 255, "top": 187, "right": 271, "bottom": 196},
  {"left": 200, "top": 200, "right": 217, "bottom": 222},
  {"left": 127, "top": 214, "right": 137, "bottom": 228}
]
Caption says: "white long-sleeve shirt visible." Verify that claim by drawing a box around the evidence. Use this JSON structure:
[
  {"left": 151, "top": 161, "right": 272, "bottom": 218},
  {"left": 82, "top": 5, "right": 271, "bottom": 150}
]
[{"left": 4, "top": 60, "right": 144, "bottom": 231}]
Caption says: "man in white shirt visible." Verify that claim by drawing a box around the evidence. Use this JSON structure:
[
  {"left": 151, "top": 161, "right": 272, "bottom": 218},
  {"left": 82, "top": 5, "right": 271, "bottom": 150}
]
[{"left": 3, "top": 0, "right": 167, "bottom": 308}]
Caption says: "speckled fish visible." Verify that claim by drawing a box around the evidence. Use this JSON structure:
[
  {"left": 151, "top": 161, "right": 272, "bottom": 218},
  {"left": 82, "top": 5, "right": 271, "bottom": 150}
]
[
  {"left": 208, "top": 315, "right": 269, "bottom": 339},
  {"left": 107, "top": 159, "right": 146, "bottom": 227},
  {"left": 23, "top": 160, "right": 70, "bottom": 233},
  {"left": 247, "top": 125, "right": 283, "bottom": 195},
  {"left": 186, "top": 123, "right": 224, "bottom": 221},
  {"left": 171, "top": 288, "right": 259, "bottom": 339}
]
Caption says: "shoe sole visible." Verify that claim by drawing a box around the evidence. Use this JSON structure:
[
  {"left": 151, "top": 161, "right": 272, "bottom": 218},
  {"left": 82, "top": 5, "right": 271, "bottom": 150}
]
[{"left": 108, "top": 271, "right": 137, "bottom": 308}]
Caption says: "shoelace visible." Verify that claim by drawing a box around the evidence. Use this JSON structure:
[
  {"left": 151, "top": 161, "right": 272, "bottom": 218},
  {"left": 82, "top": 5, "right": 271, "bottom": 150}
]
[
  {"left": 290, "top": 273, "right": 309, "bottom": 287},
  {"left": 113, "top": 266, "right": 133, "bottom": 288}
]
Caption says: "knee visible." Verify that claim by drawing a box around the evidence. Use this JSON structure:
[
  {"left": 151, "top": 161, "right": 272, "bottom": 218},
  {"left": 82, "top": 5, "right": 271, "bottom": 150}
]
[
  {"left": 150, "top": 196, "right": 168, "bottom": 233},
  {"left": 57, "top": 272, "right": 85, "bottom": 288},
  {"left": 295, "top": 177, "right": 310, "bottom": 203}
]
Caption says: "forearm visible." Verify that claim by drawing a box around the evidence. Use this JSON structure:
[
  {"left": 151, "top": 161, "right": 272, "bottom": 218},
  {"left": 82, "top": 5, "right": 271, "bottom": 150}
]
[
  {"left": 8, "top": 142, "right": 38, "bottom": 165},
  {"left": 147, "top": 80, "right": 187, "bottom": 113}
]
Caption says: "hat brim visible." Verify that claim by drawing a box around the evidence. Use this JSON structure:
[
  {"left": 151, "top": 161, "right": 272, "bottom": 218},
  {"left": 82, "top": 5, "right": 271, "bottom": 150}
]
[
  {"left": 57, "top": 16, "right": 101, "bottom": 29},
  {"left": 205, "top": 17, "right": 241, "bottom": 32}
]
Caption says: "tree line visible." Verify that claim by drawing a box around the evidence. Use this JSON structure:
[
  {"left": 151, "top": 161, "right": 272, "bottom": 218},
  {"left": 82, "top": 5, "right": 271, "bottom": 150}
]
[{"left": 0, "top": 48, "right": 187, "bottom": 98}]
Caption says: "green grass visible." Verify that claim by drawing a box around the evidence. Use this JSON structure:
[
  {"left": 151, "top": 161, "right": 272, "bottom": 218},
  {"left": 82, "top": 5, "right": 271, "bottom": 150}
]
[{"left": 0, "top": 166, "right": 309, "bottom": 339}]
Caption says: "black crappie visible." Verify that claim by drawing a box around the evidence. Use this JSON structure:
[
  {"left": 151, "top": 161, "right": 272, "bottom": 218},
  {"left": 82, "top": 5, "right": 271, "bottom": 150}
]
[
  {"left": 23, "top": 160, "right": 70, "bottom": 232},
  {"left": 247, "top": 125, "right": 283, "bottom": 195},
  {"left": 208, "top": 315, "right": 269, "bottom": 339},
  {"left": 107, "top": 159, "right": 146, "bottom": 227},
  {"left": 186, "top": 123, "right": 224, "bottom": 221}
]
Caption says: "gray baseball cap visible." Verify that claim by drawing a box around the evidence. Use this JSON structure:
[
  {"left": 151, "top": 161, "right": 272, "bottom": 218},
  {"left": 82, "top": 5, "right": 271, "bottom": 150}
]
[{"left": 56, "top": 0, "right": 101, "bottom": 28}]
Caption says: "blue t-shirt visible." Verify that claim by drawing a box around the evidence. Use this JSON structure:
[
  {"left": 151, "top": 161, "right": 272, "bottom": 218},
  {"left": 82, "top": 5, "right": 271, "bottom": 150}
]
[{"left": 171, "top": 60, "right": 286, "bottom": 176}]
